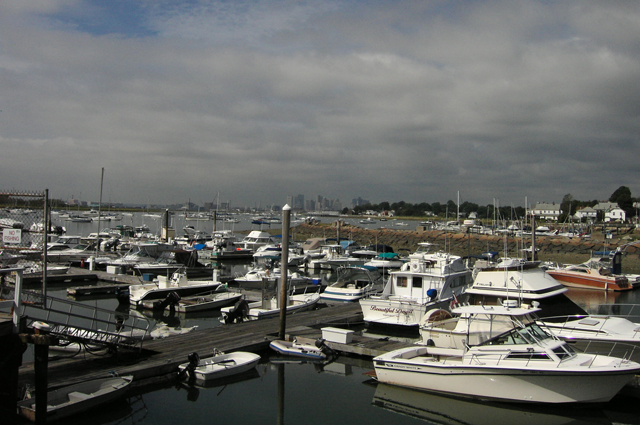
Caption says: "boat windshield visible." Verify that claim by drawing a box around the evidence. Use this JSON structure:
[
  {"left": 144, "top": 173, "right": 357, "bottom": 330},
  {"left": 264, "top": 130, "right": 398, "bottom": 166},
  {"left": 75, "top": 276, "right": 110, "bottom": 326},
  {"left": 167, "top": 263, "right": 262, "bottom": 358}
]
[{"left": 481, "top": 322, "right": 551, "bottom": 346}]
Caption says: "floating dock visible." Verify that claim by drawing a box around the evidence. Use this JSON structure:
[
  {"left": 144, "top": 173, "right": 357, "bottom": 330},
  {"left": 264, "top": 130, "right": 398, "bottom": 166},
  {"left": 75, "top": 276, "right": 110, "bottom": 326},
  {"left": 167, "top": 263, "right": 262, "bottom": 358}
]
[{"left": 17, "top": 303, "right": 413, "bottom": 391}]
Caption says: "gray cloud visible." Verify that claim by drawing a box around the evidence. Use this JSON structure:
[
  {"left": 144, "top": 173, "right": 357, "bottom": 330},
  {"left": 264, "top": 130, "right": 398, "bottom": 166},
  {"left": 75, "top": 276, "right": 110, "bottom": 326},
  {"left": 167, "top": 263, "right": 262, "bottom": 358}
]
[{"left": 1, "top": 0, "right": 638, "bottom": 208}]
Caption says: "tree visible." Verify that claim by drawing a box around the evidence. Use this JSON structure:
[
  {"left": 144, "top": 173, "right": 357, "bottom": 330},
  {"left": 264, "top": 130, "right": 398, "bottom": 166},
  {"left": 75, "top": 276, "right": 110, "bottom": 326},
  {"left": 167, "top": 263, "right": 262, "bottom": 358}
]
[{"left": 609, "top": 186, "right": 634, "bottom": 217}]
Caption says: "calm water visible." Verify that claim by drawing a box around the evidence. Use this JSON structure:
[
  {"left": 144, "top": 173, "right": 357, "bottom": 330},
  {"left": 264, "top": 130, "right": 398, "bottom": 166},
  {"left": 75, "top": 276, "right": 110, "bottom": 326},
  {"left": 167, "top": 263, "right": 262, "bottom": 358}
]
[{"left": 39, "top": 355, "right": 640, "bottom": 425}]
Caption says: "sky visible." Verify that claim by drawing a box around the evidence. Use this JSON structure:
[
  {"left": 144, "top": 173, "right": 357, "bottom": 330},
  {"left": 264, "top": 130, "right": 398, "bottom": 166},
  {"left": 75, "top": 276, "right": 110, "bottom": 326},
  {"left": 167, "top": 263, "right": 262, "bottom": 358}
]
[{"left": 1, "top": 0, "right": 639, "bottom": 210}]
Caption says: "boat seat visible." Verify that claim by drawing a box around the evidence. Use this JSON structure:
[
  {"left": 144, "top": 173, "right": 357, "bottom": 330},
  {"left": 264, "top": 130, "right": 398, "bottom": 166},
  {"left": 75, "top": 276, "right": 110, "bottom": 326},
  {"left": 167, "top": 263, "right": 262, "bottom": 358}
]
[{"left": 68, "top": 391, "right": 91, "bottom": 402}]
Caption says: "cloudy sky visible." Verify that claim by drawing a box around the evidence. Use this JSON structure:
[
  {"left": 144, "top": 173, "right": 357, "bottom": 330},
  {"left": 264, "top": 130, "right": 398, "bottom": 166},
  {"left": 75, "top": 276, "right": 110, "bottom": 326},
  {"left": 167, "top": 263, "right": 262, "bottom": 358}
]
[{"left": 1, "top": 0, "right": 638, "bottom": 209}]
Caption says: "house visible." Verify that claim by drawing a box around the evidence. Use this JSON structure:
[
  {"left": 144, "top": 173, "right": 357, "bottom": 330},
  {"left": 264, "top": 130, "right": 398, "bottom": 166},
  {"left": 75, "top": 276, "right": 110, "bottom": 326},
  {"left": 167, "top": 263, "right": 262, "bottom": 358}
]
[
  {"left": 605, "top": 207, "right": 626, "bottom": 223},
  {"left": 532, "top": 202, "right": 561, "bottom": 221},
  {"left": 573, "top": 207, "right": 597, "bottom": 221}
]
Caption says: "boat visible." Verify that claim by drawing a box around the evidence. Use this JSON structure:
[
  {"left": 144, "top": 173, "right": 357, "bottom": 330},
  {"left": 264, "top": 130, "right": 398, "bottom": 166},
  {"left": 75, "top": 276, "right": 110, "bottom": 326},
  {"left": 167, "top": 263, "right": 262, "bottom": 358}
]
[
  {"left": 220, "top": 291, "right": 320, "bottom": 323},
  {"left": 373, "top": 304, "right": 640, "bottom": 403},
  {"left": 177, "top": 350, "right": 261, "bottom": 381},
  {"left": 269, "top": 338, "right": 328, "bottom": 360},
  {"left": 17, "top": 375, "right": 133, "bottom": 422},
  {"left": 232, "top": 263, "right": 312, "bottom": 290},
  {"left": 359, "top": 245, "right": 472, "bottom": 327},
  {"left": 320, "top": 265, "right": 384, "bottom": 302},
  {"left": 201, "top": 230, "right": 253, "bottom": 260},
  {"left": 465, "top": 254, "right": 640, "bottom": 358},
  {"left": 546, "top": 250, "right": 635, "bottom": 292},
  {"left": 364, "top": 252, "right": 406, "bottom": 270},
  {"left": 139, "top": 285, "right": 243, "bottom": 313},
  {"left": 238, "top": 230, "right": 278, "bottom": 253},
  {"left": 126, "top": 270, "right": 223, "bottom": 306}
]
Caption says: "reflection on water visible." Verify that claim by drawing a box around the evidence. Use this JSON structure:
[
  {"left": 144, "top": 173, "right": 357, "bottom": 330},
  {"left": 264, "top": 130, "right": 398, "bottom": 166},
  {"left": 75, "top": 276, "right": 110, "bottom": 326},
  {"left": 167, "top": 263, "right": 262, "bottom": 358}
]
[
  {"left": 27, "top": 357, "right": 640, "bottom": 425},
  {"left": 371, "top": 382, "right": 621, "bottom": 425}
]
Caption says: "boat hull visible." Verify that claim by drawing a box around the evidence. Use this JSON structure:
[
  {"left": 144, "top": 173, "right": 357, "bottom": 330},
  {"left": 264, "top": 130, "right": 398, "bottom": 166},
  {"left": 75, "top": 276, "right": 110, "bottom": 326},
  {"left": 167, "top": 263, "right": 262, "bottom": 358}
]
[
  {"left": 17, "top": 376, "right": 133, "bottom": 422},
  {"left": 547, "top": 270, "right": 631, "bottom": 292},
  {"left": 374, "top": 360, "right": 636, "bottom": 403},
  {"left": 360, "top": 297, "right": 452, "bottom": 326}
]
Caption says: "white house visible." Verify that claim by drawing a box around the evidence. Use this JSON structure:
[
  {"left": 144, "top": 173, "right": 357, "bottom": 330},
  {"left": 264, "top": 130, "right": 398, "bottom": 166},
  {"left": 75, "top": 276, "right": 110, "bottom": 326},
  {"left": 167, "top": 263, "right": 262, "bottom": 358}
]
[
  {"left": 605, "top": 207, "right": 626, "bottom": 222},
  {"left": 573, "top": 207, "right": 597, "bottom": 221},
  {"left": 532, "top": 203, "right": 561, "bottom": 221}
]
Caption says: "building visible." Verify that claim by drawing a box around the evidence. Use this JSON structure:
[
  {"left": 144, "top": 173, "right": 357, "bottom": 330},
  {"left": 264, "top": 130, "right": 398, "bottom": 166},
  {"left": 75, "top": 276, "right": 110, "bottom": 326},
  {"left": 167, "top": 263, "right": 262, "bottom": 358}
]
[
  {"left": 573, "top": 207, "right": 597, "bottom": 221},
  {"left": 532, "top": 202, "right": 561, "bottom": 221}
]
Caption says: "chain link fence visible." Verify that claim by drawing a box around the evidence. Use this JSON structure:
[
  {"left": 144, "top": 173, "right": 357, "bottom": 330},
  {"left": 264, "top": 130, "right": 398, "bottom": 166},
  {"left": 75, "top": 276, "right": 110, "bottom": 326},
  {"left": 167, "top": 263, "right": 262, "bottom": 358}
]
[{"left": 0, "top": 191, "right": 49, "bottom": 289}]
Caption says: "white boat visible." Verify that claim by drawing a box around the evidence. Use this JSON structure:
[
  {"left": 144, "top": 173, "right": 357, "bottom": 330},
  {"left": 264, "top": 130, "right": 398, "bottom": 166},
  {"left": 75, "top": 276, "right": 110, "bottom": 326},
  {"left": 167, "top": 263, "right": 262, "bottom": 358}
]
[
  {"left": 320, "top": 265, "right": 384, "bottom": 302},
  {"left": 269, "top": 338, "right": 328, "bottom": 360},
  {"left": 233, "top": 264, "right": 312, "bottom": 290},
  {"left": 140, "top": 286, "right": 243, "bottom": 313},
  {"left": 202, "top": 230, "right": 253, "bottom": 260},
  {"left": 466, "top": 255, "right": 640, "bottom": 354},
  {"left": 17, "top": 375, "right": 133, "bottom": 422},
  {"left": 178, "top": 351, "right": 261, "bottom": 381},
  {"left": 220, "top": 292, "right": 320, "bottom": 323},
  {"left": 374, "top": 305, "right": 640, "bottom": 403},
  {"left": 127, "top": 270, "right": 223, "bottom": 305},
  {"left": 360, "top": 246, "right": 472, "bottom": 327},
  {"left": 238, "top": 230, "right": 278, "bottom": 253},
  {"left": 364, "top": 252, "right": 406, "bottom": 270}
]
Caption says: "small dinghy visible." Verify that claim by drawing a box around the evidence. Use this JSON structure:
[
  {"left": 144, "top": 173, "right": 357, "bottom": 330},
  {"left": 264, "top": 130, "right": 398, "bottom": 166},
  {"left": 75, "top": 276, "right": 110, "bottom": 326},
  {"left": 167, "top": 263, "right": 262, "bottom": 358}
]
[
  {"left": 269, "top": 338, "right": 329, "bottom": 360},
  {"left": 178, "top": 350, "right": 261, "bottom": 381},
  {"left": 17, "top": 375, "right": 133, "bottom": 422}
]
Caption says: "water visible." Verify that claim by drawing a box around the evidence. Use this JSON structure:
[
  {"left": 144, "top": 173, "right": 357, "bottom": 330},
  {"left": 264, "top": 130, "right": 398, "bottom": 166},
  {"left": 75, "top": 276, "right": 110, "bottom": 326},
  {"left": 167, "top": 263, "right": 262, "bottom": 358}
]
[{"left": 47, "top": 356, "right": 640, "bottom": 425}]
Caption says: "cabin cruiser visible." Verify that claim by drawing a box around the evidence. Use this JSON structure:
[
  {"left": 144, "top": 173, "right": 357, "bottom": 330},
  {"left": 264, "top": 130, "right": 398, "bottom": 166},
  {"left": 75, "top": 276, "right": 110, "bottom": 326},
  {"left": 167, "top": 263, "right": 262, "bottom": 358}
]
[
  {"left": 238, "top": 230, "right": 278, "bottom": 253},
  {"left": 359, "top": 248, "right": 472, "bottom": 327},
  {"left": 375, "top": 302, "right": 640, "bottom": 403},
  {"left": 320, "top": 265, "right": 384, "bottom": 302}
]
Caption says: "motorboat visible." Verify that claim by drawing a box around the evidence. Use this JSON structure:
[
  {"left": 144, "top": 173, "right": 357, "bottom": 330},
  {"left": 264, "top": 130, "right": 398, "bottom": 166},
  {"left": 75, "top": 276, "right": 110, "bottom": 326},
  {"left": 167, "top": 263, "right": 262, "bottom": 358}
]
[
  {"left": 220, "top": 291, "right": 320, "bottom": 323},
  {"left": 374, "top": 304, "right": 640, "bottom": 403},
  {"left": 546, "top": 250, "right": 634, "bottom": 292},
  {"left": 307, "top": 243, "right": 368, "bottom": 270},
  {"left": 359, "top": 246, "right": 472, "bottom": 327},
  {"left": 17, "top": 375, "right": 133, "bottom": 422},
  {"left": 364, "top": 252, "right": 406, "bottom": 270},
  {"left": 178, "top": 351, "right": 261, "bottom": 381},
  {"left": 269, "top": 338, "right": 328, "bottom": 360},
  {"left": 232, "top": 263, "right": 312, "bottom": 290},
  {"left": 139, "top": 285, "right": 243, "bottom": 313},
  {"left": 320, "top": 265, "right": 384, "bottom": 302},
  {"left": 200, "top": 230, "right": 253, "bottom": 260},
  {"left": 465, "top": 254, "right": 640, "bottom": 358},
  {"left": 238, "top": 230, "right": 278, "bottom": 253},
  {"left": 126, "top": 270, "right": 223, "bottom": 306}
]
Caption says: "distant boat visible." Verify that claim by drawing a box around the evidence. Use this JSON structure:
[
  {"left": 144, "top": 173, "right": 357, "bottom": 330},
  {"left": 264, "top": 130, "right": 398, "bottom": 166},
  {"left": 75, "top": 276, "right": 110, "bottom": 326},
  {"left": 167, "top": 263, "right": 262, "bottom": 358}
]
[{"left": 17, "top": 375, "right": 133, "bottom": 422}]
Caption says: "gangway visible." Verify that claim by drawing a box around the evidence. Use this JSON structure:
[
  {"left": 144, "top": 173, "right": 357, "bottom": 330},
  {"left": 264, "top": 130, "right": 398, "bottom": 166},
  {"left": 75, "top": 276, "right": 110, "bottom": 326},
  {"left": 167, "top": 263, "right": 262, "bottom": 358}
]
[{"left": 0, "top": 275, "right": 151, "bottom": 352}]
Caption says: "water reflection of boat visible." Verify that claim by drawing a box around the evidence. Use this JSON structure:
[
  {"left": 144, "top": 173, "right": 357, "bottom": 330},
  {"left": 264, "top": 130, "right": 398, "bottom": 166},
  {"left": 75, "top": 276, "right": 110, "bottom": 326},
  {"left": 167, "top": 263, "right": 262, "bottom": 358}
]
[{"left": 371, "top": 383, "right": 612, "bottom": 425}]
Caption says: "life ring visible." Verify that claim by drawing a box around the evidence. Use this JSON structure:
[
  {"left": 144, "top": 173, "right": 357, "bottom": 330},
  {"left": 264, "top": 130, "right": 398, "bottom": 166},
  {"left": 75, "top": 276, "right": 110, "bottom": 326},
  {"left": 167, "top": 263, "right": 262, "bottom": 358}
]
[{"left": 411, "top": 262, "right": 421, "bottom": 272}]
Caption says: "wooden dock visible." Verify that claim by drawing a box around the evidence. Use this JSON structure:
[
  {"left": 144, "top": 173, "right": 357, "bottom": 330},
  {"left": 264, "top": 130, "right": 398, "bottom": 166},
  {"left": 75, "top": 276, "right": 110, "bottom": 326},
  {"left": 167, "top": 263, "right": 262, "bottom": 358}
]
[{"left": 17, "top": 302, "right": 413, "bottom": 391}]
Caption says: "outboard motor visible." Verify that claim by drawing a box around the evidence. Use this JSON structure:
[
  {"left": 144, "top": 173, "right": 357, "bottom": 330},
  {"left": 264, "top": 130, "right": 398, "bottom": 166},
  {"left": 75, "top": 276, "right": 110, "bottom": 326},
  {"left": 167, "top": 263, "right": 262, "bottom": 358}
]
[
  {"left": 315, "top": 338, "right": 336, "bottom": 357},
  {"left": 115, "top": 287, "right": 130, "bottom": 305},
  {"left": 153, "top": 291, "right": 181, "bottom": 310},
  {"left": 224, "top": 299, "right": 249, "bottom": 324},
  {"left": 178, "top": 351, "right": 200, "bottom": 381}
]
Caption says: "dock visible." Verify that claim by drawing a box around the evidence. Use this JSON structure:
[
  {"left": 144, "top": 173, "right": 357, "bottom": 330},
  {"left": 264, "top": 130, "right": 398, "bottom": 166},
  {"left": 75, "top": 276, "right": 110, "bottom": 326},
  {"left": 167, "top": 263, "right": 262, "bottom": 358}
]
[{"left": 17, "top": 302, "right": 414, "bottom": 391}]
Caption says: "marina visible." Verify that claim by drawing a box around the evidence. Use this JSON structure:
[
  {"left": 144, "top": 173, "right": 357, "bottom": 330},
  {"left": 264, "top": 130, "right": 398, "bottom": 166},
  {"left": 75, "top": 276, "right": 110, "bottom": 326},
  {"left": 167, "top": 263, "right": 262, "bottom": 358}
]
[{"left": 3, "top": 210, "right": 640, "bottom": 424}]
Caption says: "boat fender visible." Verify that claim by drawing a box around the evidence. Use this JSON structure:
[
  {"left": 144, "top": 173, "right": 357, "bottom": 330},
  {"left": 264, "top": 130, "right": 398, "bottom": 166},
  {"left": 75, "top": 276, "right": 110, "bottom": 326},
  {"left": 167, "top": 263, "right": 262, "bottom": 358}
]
[{"left": 426, "top": 288, "right": 437, "bottom": 300}]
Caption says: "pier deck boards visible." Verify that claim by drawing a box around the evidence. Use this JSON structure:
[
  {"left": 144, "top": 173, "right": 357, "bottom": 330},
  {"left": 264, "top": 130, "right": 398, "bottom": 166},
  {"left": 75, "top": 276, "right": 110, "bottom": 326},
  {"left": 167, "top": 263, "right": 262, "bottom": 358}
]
[{"left": 18, "top": 303, "right": 412, "bottom": 390}]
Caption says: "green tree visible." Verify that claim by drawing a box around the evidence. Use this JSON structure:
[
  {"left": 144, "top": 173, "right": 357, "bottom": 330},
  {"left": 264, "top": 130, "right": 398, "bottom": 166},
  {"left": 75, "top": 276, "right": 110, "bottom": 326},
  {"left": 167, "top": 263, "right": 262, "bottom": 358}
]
[{"left": 609, "top": 186, "right": 634, "bottom": 218}]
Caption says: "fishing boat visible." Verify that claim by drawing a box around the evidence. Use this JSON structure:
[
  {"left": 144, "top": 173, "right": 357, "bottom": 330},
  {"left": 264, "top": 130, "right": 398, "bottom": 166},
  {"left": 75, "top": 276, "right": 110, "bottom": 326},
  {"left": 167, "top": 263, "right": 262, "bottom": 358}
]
[
  {"left": 364, "top": 252, "right": 406, "bottom": 270},
  {"left": 177, "top": 351, "right": 261, "bottom": 381},
  {"left": 126, "top": 270, "right": 223, "bottom": 306},
  {"left": 269, "top": 338, "right": 328, "bottom": 360},
  {"left": 17, "top": 375, "right": 133, "bottom": 422},
  {"left": 374, "top": 304, "right": 640, "bottom": 403},
  {"left": 320, "top": 265, "right": 384, "bottom": 302},
  {"left": 359, "top": 245, "right": 472, "bottom": 327}
]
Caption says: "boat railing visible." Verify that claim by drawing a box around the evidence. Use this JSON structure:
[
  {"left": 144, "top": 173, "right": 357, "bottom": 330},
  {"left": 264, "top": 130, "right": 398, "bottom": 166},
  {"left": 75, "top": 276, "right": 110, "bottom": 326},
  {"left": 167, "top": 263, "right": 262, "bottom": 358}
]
[
  {"left": 574, "top": 340, "right": 640, "bottom": 364},
  {"left": 19, "top": 291, "right": 151, "bottom": 352},
  {"left": 593, "top": 303, "right": 640, "bottom": 321},
  {"left": 538, "top": 314, "right": 618, "bottom": 336}
]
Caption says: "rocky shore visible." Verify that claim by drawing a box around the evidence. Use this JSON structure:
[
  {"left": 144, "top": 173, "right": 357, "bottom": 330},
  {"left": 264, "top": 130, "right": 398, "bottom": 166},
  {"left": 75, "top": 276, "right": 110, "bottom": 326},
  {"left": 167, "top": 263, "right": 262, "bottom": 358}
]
[{"left": 289, "top": 222, "right": 640, "bottom": 274}]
